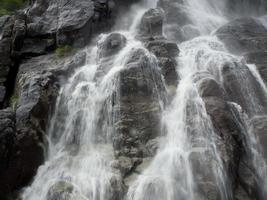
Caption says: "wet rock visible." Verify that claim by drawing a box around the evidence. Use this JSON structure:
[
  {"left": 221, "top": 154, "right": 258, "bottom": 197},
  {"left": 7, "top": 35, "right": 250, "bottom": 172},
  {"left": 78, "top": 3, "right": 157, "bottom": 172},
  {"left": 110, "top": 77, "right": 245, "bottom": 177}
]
[
  {"left": 203, "top": 97, "right": 243, "bottom": 197},
  {"left": 237, "top": 154, "right": 259, "bottom": 200},
  {"left": 0, "top": 15, "right": 11, "bottom": 38},
  {"left": 0, "top": 107, "right": 44, "bottom": 199},
  {"left": 221, "top": 62, "right": 267, "bottom": 116},
  {"left": 98, "top": 33, "right": 127, "bottom": 58},
  {"left": 0, "top": 38, "right": 12, "bottom": 105},
  {"left": 16, "top": 52, "right": 86, "bottom": 133},
  {"left": 0, "top": 108, "right": 15, "bottom": 172},
  {"left": 47, "top": 181, "right": 85, "bottom": 200},
  {"left": 216, "top": 17, "right": 267, "bottom": 55},
  {"left": 145, "top": 39, "right": 180, "bottom": 89},
  {"left": 196, "top": 76, "right": 225, "bottom": 98},
  {"left": 145, "top": 40, "right": 179, "bottom": 58},
  {"left": 249, "top": 115, "right": 267, "bottom": 159},
  {"left": 113, "top": 48, "right": 165, "bottom": 158},
  {"left": 244, "top": 51, "right": 267, "bottom": 85},
  {"left": 11, "top": 13, "right": 26, "bottom": 57},
  {"left": 117, "top": 156, "right": 141, "bottom": 177},
  {"left": 157, "top": 0, "right": 192, "bottom": 41},
  {"left": 20, "top": 38, "right": 55, "bottom": 57},
  {"left": 225, "top": 0, "right": 267, "bottom": 16},
  {"left": 26, "top": 0, "right": 118, "bottom": 47},
  {"left": 138, "top": 8, "right": 164, "bottom": 38},
  {"left": 0, "top": 52, "right": 86, "bottom": 199}
]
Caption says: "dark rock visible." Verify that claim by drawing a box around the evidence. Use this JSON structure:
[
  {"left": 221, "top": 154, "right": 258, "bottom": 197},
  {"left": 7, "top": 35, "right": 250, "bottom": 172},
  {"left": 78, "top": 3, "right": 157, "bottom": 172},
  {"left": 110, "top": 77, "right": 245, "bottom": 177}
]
[
  {"left": 0, "top": 52, "right": 87, "bottom": 199},
  {"left": 0, "top": 108, "right": 43, "bottom": 199},
  {"left": 157, "top": 0, "right": 192, "bottom": 41},
  {"left": 21, "top": 38, "right": 55, "bottom": 57},
  {"left": 47, "top": 181, "right": 85, "bottom": 200},
  {"left": 98, "top": 33, "right": 126, "bottom": 58},
  {"left": 221, "top": 62, "right": 267, "bottom": 116},
  {"left": 0, "top": 15, "right": 11, "bottom": 38},
  {"left": 145, "top": 40, "right": 179, "bottom": 58},
  {"left": 225, "top": 0, "right": 267, "bottom": 17},
  {"left": 113, "top": 48, "right": 166, "bottom": 158},
  {"left": 216, "top": 18, "right": 267, "bottom": 55},
  {"left": 138, "top": 8, "right": 164, "bottom": 38},
  {"left": 26, "top": 0, "right": 118, "bottom": 48},
  {"left": 244, "top": 51, "right": 267, "bottom": 85},
  {"left": 0, "top": 38, "right": 12, "bottom": 106},
  {"left": 196, "top": 76, "right": 225, "bottom": 98},
  {"left": 145, "top": 40, "right": 179, "bottom": 88},
  {"left": 0, "top": 86, "right": 5, "bottom": 103},
  {"left": 157, "top": 0, "right": 188, "bottom": 26},
  {"left": 0, "top": 108, "right": 15, "bottom": 172},
  {"left": 203, "top": 97, "right": 243, "bottom": 198},
  {"left": 16, "top": 52, "right": 87, "bottom": 132},
  {"left": 249, "top": 115, "right": 267, "bottom": 159},
  {"left": 11, "top": 13, "right": 26, "bottom": 57}
]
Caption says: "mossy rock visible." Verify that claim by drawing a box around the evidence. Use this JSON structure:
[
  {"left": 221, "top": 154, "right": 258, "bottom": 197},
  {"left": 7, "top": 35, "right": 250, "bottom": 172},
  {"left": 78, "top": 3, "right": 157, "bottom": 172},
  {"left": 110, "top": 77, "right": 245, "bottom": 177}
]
[{"left": 55, "top": 45, "right": 73, "bottom": 57}]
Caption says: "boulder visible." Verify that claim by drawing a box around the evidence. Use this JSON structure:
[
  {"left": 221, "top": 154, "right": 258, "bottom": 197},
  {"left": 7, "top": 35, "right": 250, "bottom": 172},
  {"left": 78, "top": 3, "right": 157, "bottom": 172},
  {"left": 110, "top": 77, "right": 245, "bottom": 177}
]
[
  {"left": 196, "top": 76, "right": 225, "bottom": 98},
  {"left": 145, "top": 39, "right": 180, "bottom": 89},
  {"left": 138, "top": 8, "right": 164, "bottom": 38},
  {"left": 98, "top": 33, "right": 127, "bottom": 58},
  {"left": 216, "top": 18, "right": 267, "bottom": 55}
]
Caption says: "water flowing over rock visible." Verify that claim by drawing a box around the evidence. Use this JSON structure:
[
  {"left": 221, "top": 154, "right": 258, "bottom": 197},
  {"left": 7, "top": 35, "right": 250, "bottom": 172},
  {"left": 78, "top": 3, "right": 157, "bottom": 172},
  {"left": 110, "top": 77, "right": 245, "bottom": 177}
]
[{"left": 0, "top": 0, "right": 267, "bottom": 200}]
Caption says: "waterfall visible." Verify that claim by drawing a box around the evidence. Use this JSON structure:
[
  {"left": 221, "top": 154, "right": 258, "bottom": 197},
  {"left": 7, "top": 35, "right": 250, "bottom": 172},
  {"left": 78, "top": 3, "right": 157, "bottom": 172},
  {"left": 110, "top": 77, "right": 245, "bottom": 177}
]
[{"left": 20, "top": 0, "right": 267, "bottom": 200}]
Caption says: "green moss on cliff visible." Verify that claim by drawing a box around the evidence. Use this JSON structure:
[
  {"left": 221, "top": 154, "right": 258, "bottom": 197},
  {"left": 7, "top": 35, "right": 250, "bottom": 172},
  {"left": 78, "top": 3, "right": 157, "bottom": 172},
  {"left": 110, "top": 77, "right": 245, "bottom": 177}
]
[
  {"left": 10, "top": 94, "right": 18, "bottom": 110},
  {"left": 55, "top": 45, "right": 73, "bottom": 57},
  {"left": 0, "top": 0, "right": 27, "bottom": 16}
]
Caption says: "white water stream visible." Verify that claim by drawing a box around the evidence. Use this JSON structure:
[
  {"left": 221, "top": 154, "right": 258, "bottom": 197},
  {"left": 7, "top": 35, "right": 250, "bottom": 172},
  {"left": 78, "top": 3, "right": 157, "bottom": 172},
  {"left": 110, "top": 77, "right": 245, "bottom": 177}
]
[{"left": 20, "top": 0, "right": 267, "bottom": 199}]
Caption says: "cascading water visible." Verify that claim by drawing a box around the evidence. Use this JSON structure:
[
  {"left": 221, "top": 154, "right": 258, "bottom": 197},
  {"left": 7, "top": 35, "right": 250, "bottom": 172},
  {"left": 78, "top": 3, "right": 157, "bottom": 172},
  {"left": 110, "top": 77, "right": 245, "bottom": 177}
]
[{"left": 20, "top": 0, "right": 267, "bottom": 199}]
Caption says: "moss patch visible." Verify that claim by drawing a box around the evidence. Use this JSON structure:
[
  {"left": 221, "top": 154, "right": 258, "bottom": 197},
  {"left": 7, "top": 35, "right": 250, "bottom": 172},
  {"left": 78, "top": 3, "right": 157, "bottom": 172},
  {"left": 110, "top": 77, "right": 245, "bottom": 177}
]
[
  {"left": 10, "top": 94, "right": 18, "bottom": 110},
  {"left": 55, "top": 45, "right": 73, "bottom": 57},
  {"left": 0, "top": 0, "right": 27, "bottom": 16}
]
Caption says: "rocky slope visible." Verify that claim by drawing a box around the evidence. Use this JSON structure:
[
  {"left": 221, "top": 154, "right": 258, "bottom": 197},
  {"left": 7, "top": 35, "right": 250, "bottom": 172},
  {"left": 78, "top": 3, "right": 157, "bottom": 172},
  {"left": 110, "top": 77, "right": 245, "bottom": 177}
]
[{"left": 0, "top": 0, "right": 267, "bottom": 200}]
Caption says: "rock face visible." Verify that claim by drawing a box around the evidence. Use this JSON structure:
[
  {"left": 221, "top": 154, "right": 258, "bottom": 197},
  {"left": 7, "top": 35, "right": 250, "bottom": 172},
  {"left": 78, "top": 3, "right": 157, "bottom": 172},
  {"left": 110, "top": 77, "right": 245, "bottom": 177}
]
[
  {"left": 0, "top": 0, "right": 142, "bottom": 198},
  {"left": 0, "top": 51, "right": 86, "bottom": 199},
  {"left": 0, "top": 0, "right": 267, "bottom": 200}
]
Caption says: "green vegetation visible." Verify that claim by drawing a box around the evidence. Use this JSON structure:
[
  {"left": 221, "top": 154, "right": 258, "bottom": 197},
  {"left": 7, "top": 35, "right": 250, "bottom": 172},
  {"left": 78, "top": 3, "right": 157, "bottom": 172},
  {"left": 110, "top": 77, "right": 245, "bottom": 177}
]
[
  {"left": 55, "top": 45, "right": 73, "bottom": 57},
  {"left": 10, "top": 94, "right": 19, "bottom": 110},
  {"left": 0, "top": 0, "right": 27, "bottom": 16}
]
